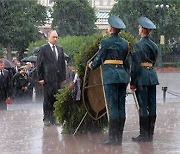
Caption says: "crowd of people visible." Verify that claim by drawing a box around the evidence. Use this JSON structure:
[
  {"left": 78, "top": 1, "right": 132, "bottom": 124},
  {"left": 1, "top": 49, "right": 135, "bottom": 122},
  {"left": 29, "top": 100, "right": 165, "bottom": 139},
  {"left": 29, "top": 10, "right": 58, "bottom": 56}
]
[{"left": 0, "top": 57, "right": 38, "bottom": 110}]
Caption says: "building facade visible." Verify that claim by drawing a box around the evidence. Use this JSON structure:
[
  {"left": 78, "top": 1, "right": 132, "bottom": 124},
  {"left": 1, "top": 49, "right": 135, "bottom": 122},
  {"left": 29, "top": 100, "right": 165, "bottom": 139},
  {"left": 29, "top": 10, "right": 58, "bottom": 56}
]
[{"left": 89, "top": 0, "right": 116, "bottom": 30}]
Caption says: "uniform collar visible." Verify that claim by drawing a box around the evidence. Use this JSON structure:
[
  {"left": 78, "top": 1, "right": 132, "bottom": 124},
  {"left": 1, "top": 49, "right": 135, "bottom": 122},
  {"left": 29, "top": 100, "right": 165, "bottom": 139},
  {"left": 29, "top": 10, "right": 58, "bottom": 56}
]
[
  {"left": 142, "top": 36, "right": 149, "bottom": 39},
  {"left": 140, "top": 36, "right": 149, "bottom": 41},
  {"left": 111, "top": 33, "right": 118, "bottom": 36}
]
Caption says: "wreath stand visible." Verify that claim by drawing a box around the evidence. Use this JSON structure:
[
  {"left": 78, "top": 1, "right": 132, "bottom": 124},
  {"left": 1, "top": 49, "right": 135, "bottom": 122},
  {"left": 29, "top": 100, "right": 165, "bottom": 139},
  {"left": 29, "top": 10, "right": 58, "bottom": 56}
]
[{"left": 73, "top": 89, "right": 139, "bottom": 135}]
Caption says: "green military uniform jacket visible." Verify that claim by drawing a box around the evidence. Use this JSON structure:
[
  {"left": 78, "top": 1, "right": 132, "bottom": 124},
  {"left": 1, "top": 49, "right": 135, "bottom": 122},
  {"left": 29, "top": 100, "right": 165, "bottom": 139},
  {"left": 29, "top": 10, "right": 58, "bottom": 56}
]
[
  {"left": 131, "top": 36, "right": 159, "bottom": 86},
  {"left": 91, "top": 33, "right": 130, "bottom": 84}
]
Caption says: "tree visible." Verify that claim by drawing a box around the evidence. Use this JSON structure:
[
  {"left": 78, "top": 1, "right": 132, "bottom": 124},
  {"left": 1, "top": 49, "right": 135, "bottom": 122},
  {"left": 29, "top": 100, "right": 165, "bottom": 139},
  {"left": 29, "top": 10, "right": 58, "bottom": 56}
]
[
  {"left": 0, "top": 0, "right": 47, "bottom": 60},
  {"left": 52, "top": 0, "right": 97, "bottom": 36},
  {"left": 111, "top": 0, "right": 180, "bottom": 46}
]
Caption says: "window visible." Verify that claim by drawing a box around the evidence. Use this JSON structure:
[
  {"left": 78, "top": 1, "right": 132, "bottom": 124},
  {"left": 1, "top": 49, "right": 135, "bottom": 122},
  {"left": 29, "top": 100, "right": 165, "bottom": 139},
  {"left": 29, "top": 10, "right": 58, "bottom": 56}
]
[{"left": 100, "top": 0, "right": 103, "bottom": 5}]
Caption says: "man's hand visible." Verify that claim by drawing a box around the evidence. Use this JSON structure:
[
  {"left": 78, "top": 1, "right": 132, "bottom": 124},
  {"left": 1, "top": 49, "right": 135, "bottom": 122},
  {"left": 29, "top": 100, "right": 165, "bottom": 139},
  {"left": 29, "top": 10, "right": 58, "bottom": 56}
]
[
  {"left": 22, "top": 86, "right": 28, "bottom": 90},
  {"left": 69, "top": 82, "right": 74, "bottom": 89},
  {"left": 88, "top": 61, "right": 93, "bottom": 70},
  {"left": 130, "top": 85, "right": 137, "bottom": 90},
  {"left": 39, "top": 80, "right": 45, "bottom": 85},
  {"left": 6, "top": 97, "right": 13, "bottom": 104}
]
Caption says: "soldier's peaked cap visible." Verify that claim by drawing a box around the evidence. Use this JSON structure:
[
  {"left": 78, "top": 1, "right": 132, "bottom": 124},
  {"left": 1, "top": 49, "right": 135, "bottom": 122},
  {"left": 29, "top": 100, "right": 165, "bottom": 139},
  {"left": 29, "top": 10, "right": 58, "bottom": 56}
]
[
  {"left": 138, "top": 17, "right": 156, "bottom": 29},
  {"left": 108, "top": 15, "right": 126, "bottom": 29}
]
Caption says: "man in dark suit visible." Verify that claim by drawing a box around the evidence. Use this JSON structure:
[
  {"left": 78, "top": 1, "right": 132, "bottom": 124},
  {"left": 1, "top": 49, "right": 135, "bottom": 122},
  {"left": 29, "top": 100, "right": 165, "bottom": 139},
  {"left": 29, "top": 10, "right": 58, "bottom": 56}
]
[
  {"left": 37, "top": 30, "right": 66, "bottom": 126},
  {"left": 12, "top": 57, "right": 20, "bottom": 75},
  {"left": 0, "top": 59, "right": 12, "bottom": 110},
  {"left": 130, "top": 17, "right": 159, "bottom": 142},
  {"left": 88, "top": 16, "right": 130, "bottom": 145}
]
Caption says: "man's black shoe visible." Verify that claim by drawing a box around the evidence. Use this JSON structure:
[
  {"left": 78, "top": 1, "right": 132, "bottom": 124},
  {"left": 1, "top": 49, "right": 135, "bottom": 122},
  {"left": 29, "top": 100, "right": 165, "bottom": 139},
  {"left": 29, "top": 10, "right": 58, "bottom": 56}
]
[
  {"left": 50, "top": 118, "right": 59, "bottom": 125},
  {"left": 43, "top": 119, "right": 51, "bottom": 126},
  {"left": 148, "top": 135, "right": 153, "bottom": 142},
  {"left": 50, "top": 120, "right": 59, "bottom": 125},
  {"left": 99, "top": 138, "right": 121, "bottom": 146},
  {"left": 132, "top": 135, "right": 149, "bottom": 142}
]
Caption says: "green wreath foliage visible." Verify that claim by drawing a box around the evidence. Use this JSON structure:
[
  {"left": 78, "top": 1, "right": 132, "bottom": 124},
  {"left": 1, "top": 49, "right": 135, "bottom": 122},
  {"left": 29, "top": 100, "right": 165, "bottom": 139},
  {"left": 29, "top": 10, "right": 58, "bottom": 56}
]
[{"left": 54, "top": 32, "right": 136, "bottom": 134}]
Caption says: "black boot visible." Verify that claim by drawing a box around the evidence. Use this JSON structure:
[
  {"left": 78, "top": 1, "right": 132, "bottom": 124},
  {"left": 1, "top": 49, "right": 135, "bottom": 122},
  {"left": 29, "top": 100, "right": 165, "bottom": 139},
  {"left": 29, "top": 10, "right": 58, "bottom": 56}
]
[
  {"left": 49, "top": 111, "right": 58, "bottom": 125},
  {"left": 118, "top": 118, "right": 126, "bottom": 145},
  {"left": 149, "top": 115, "right": 156, "bottom": 141},
  {"left": 132, "top": 116, "right": 149, "bottom": 142},
  {"left": 100, "top": 119, "right": 120, "bottom": 145}
]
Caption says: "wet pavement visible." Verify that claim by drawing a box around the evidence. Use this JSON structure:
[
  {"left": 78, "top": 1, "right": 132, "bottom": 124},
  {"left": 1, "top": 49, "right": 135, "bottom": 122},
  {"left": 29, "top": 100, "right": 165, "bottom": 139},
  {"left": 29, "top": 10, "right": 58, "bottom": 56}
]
[{"left": 0, "top": 72, "right": 180, "bottom": 154}]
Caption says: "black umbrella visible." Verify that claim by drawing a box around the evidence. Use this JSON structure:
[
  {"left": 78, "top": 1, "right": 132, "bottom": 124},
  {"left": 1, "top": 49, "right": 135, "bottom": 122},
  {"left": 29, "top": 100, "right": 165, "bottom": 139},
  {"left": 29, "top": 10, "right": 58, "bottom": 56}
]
[
  {"left": 64, "top": 53, "right": 71, "bottom": 62},
  {"left": 32, "top": 47, "right": 41, "bottom": 55},
  {"left": 3, "top": 59, "right": 15, "bottom": 68},
  {"left": 21, "top": 57, "right": 28, "bottom": 62},
  {"left": 21, "top": 56, "right": 37, "bottom": 63}
]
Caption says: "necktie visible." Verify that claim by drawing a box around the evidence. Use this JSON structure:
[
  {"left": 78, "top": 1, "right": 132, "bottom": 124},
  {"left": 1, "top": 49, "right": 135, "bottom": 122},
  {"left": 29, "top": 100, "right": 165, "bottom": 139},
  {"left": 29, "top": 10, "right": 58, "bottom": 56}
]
[
  {"left": 0, "top": 70, "right": 3, "bottom": 75},
  {"left": 0, "top": 70, "right": 4, "bottom": 79},
  {"left": 52, "top": 45, "right": 58, "bottom": 60}
]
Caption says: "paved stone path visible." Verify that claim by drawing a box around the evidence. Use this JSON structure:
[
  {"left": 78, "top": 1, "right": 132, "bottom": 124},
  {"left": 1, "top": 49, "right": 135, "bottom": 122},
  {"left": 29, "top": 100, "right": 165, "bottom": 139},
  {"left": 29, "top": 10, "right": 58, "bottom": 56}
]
[{"left": 0, "top": 72, "right": 180, "bottom": 154}]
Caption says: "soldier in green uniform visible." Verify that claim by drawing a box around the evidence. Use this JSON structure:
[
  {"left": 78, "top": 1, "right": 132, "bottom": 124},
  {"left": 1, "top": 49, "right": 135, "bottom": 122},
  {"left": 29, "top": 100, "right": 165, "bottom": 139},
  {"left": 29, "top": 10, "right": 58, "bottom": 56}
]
[
  {"left": 130, "top": 17, "right": 159, "bottom": 142},
  {"left": 88, "top": 15, "right": 130, "bottom": 145}
]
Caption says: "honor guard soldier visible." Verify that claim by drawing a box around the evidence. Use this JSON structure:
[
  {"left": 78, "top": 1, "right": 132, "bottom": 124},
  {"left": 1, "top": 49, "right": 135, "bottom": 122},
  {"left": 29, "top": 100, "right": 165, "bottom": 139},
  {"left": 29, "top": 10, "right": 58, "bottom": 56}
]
[
  {"left": 88, "top": 15, "right": 130, "bottom": 145},
  {"left": 130, "top": 17, "right": 159, "bottom": 142}
]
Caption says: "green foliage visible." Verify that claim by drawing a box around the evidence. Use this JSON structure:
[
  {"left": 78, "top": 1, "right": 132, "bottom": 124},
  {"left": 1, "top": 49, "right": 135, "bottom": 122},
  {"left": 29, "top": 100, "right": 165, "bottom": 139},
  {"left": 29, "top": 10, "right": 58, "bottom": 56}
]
[
  {"left": 161, "top": 44, "right": 172, "bottom": 54},
  {"left": 0, "top": 0, "right": 47, "bottom": 58},
  {"left": 0, "top": 45, "right": 3, "bottom": 58},
  {"left": 59, "top": 34, "right": 102, "bottom": 65},
  {"left": 52, "top": 0, "right": 97, "bottom": 36},
  {"left": 54, "top": 86, "right": 107, "bottom": 134},
  {"left": 74, "top": 34, "right": 103, "bottom": 79},
  {"left": 54, "top": 87, "right": 76, "bottom": 133},
  {"left": 58, "top": 35, "right": 91, "bottom": 62},
  {"left": 111, "top": 0, "right": 180, "bottom": 48},
  {"left": 175, "top": 61, "right": 180, "bottom": 67}
]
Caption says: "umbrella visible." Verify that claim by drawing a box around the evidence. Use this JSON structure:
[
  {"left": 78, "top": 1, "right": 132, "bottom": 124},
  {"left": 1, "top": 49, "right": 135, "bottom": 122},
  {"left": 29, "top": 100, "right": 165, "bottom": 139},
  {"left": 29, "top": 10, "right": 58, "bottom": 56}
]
[
  {"left": 64, "top": 52, "right": 71, "bottom": 62},
  {"left": 3, "top": 59, "right": 15, "bottom": 68},
  {"left": 21, "top": 57, "right": 28, "bottom": 62},
  {"left": 21, "top": 56, "right": 37, "bottom": 63},
  {"left": 32, "top": 47, "right": 41, "bottom": 55}
]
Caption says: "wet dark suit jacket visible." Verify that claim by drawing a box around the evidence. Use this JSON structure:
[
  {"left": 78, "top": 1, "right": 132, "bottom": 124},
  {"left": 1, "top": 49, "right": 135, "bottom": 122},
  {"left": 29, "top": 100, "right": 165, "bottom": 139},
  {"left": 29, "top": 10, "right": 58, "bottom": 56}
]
[
  {"left": 37, "top": 43, "right": 66, "bottom": 119},
  {"left": 0, "top": 69, "right": 11, "bottom": 110},
  {"left": 130, "top": 36, "right": 159, "bottom": 116}
]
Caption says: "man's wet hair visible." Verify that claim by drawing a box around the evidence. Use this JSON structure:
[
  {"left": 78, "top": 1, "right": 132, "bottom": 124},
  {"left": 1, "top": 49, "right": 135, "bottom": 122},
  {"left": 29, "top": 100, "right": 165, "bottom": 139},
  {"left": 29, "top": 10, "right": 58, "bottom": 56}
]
[
  {"left": 47, "top": 30, "right": 58, "bottom": 37},
  {"left": 0, "top": 59, "right": 4, "bottom": 64}
]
